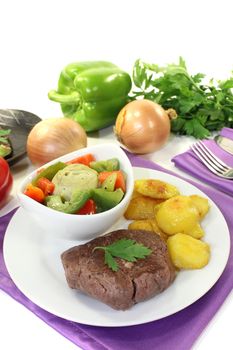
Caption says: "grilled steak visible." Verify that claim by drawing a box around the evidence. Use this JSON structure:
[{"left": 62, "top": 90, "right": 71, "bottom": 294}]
[{"left": 61, "top": 229, "right": 176, "bottom": 310}]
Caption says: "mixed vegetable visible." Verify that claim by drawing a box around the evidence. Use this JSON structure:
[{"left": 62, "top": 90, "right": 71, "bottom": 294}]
[
  {"left": 2, "top": 58, "right": 232, "bottom": 214},
  {"left": 46, "top": 58, "right": 233, "bottom": 161},
  {"left": 23, "top": 153, "right": 126, "bottom": 214}
]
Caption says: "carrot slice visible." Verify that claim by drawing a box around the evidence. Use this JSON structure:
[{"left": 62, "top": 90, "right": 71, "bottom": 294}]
[
  {"left": 37, "top": 177, "right": 55, "bottom": 196},
  {"left": 24, "top": 184, "right": 45, "bottom": 203}
]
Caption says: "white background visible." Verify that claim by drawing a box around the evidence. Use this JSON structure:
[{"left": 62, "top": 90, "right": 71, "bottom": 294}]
[{"left": 0, "top": 0, "right": 233, "bottom": 349}]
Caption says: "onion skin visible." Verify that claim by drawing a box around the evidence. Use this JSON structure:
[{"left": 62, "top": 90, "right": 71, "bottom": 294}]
[
  {"left": 114, "top": 99, "right": 172, "bottom": 154},
  {"left": 27, "top": 118, "right": 87, "bottom": 166}
]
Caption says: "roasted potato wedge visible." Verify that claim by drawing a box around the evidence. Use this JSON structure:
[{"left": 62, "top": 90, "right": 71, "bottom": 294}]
[
  {"left": 189, "top": 195, "right": 210, "bottom": 220},
  {"left": 128, "top": 219, "right": 167, "bottom": 241},
  {"left": 124, "top": 196, "right": 164, "bottom": 220},
  {"left": 134, "top": 179, "right": 179, "bottom": 199},
  {"left": 167, "top": 233, "right": 210, "bottom": 269},
  {"left": 155, "top": 195, "right": 204, "bottom": 238}
]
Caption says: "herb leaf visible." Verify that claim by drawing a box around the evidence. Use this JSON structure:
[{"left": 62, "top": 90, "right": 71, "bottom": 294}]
[
  {"left": 0, "top": 144, "right": 12, "bottom": 157},
  {"left": 0, "top": 128, "right": 11, "bottom": 136},
  {"left": 0, "top": 137, "right": 9, "bottom": 144},
  {"left": 133, "top": 59, "right": 147, "bottom": 88},
  {"left": 104, "top": 250, "right": 118, "bottom": 272},
  {"left": 94, "top": 238, "right": 152, "bottom": 271}
]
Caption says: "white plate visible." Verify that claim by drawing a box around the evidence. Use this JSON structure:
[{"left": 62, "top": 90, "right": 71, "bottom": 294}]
[{"left": 3, "top": 167, "right": 230, "bottom": 327}]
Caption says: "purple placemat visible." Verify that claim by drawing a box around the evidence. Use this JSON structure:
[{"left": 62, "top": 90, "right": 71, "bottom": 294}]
[
  {"left": 172, "top": 127, "right": 233, "bottom": 196},
  {"left": 1, "top": 153, "right": 233, "bottom": 350}
]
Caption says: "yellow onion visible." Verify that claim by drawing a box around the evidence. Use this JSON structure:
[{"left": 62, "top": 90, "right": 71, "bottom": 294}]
[
  {"left": 114, "top": 99, "right": 176, "bottom": 154},
  {"left": 27, "top": 118, "right": 87, "bottom": 166}
]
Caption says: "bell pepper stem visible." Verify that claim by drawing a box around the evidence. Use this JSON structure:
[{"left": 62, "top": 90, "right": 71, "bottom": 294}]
[{"left": 48, "top": 90, "right": 80, "bottom": 104}]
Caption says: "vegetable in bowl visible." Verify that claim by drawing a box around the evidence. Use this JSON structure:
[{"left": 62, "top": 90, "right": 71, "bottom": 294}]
[
  {"left": 24, "top": 153, "right": 126, "bottom": 215},
  {"left": 18, "top": 143, "right": 134, "bottom": 240}
]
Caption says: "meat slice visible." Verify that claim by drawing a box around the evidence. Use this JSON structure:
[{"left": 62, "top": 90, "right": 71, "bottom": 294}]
[{"left": 61, "top": 229, "right": 176, "bottom": 310}]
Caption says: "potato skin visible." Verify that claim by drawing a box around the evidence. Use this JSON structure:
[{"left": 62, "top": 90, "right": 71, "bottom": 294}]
[
  {"left": 167, "top": 233, "right": 210, "bottom": 269},
  {"left": 134, "top": 179, "right": 179, "bottom": 199}
]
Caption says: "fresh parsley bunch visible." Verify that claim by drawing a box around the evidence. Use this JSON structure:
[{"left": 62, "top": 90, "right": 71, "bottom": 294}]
[{"left": 132, "top": 57, "right": 233, "bottom": 139}]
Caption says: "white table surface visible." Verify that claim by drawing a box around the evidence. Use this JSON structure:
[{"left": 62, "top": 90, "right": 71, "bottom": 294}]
[{"left": 1, "top": 0, "right": 233, "bottom": 348}]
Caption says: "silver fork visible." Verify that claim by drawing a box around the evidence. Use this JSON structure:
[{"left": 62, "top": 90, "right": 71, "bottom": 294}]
[{"left": 190, "top": 141, "right": 233, "bottom": 179}]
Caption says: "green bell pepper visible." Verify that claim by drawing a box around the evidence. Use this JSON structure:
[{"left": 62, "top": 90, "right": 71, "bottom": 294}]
[
  {"left": 92, "top": 188, "right": 124, "bottom": 211},
  {"left": 48, "top": 61, "right": 132, "bottom": 132},
  {"left": 32, "top": 162, "right": 67, "bottom": 186},
  {"left": 89, "top": 158, "right": 119, "bottom": 172}
]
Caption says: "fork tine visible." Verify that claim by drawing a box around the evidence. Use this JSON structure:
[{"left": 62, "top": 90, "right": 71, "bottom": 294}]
[
  {"left": 195, "top": 143, "right": 226, "bottom": 172},
  {"left": 197, "top": 141, "right": 230, "bottom": 170},
  {"left": 190, "top": 145, "right": 225, "bottom": 176}
]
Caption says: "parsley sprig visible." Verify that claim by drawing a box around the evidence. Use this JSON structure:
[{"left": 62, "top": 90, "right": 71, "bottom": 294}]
[
  {"left": 93, "top": 238, "right": 152, "bottom": 272},
  {"left": 132, "top": 58, "right": 233, "bottom": 139}
]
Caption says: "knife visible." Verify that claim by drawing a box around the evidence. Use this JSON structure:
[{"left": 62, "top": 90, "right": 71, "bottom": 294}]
[{"left": 215, "top": 135, "right": 233, "bottom": 155}]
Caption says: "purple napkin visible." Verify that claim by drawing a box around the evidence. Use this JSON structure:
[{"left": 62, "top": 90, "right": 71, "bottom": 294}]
[
  {"left": 1, "top": 153, "right": 233, "bottom": 350},
  {"left": 172, "top": 127, "right": 233, "bottom": 196}
]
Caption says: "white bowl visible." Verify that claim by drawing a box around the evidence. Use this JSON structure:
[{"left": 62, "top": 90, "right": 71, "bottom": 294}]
[{"left": 18, "top": 143, "right": 134, "bottom": 241}]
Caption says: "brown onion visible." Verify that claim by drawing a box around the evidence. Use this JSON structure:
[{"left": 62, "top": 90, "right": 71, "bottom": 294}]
[
  {"left": 27, "top": 118, "right": 87, "bottom": 166},
  {"left": 114, "top": 99, "right": 176, "bottom": 154}
]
